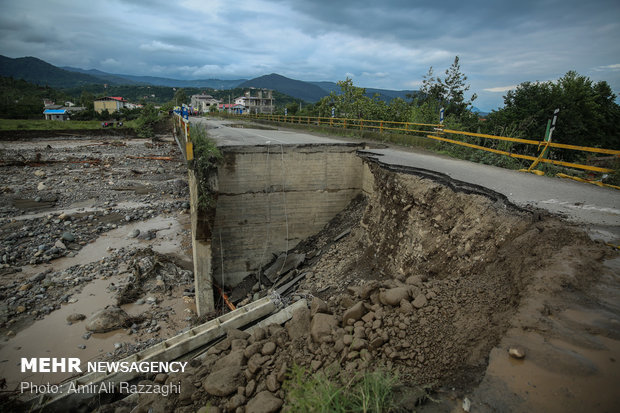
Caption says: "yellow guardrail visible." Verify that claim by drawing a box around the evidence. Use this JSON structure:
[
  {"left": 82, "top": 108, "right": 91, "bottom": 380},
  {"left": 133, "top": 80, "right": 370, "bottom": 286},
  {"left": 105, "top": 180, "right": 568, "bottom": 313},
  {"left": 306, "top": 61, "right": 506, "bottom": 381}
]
[
  {"left": 433, "top": 130, "right": 619, "bottom": 174},
  {"left": 248, "top": 113, "right": 440, "bottom": 135},
  {"left": 226, "top": 113, "right": 620, "bottom": 184}
]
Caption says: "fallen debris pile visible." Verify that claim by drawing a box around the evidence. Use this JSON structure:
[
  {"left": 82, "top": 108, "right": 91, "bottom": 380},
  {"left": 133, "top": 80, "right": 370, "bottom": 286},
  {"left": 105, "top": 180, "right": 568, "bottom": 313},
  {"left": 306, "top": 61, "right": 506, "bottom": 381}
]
[{"left": 101, "top": 163, "right": 614, "bottom": 412}]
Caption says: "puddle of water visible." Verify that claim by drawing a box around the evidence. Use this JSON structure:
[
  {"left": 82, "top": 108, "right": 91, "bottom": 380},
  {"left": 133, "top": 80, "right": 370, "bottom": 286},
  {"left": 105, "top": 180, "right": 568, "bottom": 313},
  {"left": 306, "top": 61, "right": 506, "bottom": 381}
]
[
  {"left": 0, "top": 275, "right": 125, "bottom": 389},
  {"left": 0, "top": 212, "right": 193, "bottom": 389},
  {"left": 482, "top": 313, "right": 620, "bottom": 413},
  {"left": 0, "top": 229, "right": 194, "bottom": 390},
  {"left": 19, "top": 213, "right": 191, "bottom": 279},
  {"left": 2, "top": 200, "right": 151, "bottom": 222}
]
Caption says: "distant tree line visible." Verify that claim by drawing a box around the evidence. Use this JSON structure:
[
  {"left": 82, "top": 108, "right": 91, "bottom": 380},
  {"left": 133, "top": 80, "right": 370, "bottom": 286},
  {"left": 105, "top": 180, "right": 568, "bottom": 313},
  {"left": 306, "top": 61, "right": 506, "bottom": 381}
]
[
  {"left": 2, "top": 60, "right": 619, "bottom": 158},
  {"left": 283, "top": 57, "right": 619, "bottom": 164}
]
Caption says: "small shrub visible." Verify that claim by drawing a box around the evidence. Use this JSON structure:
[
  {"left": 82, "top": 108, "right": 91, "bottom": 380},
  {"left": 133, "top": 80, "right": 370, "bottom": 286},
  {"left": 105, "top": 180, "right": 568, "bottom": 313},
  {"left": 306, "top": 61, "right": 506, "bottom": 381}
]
[
  {"left": 189, "top": 124, "right": 222, "bottom": 209},
  {"left": 284, "top": 365, "right": 398, "bottom": 413}
]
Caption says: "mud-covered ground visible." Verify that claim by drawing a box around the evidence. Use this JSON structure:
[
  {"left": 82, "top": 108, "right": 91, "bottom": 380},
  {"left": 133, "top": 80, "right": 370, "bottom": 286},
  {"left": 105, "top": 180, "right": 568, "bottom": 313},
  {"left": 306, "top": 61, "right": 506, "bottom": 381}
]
[
  {"left": 97, "top": 161, "right": 619, "bottom": 413},
  {"left": 0, "top": 131, "right": 199, "bottom": 392},
  {"left": 1, "top": 127, "right": 619, "bottom": 413}
]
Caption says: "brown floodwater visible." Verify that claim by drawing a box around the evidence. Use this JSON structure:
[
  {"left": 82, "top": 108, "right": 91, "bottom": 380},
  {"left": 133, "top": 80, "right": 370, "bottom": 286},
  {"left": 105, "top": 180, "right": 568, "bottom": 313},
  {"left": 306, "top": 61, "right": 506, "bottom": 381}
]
[{"left": 0, "top": 213, "right": 193, "bottom": 390}]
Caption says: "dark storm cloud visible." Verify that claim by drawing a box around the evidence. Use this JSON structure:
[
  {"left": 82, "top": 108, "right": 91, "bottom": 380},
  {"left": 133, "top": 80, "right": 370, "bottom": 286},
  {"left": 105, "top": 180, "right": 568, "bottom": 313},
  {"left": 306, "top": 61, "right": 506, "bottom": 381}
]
[{"left": 1, "top": 0, "right": 619, "bottom": 109}]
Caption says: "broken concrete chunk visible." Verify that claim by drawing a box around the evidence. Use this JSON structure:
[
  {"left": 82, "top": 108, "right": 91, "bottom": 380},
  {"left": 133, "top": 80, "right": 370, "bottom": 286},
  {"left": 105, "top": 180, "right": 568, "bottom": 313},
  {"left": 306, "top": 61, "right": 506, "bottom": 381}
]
[
  {"left": 264, "top": 253, "right": 306, "bottom": 282},
  {"left": 334, "top": 228, "right": 351, "bottom": 242}
]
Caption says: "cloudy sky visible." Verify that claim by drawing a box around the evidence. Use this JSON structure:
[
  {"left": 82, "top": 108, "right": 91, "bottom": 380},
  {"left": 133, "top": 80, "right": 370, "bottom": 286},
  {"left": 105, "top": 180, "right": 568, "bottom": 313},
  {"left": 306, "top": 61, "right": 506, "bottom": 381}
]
[{"left": 1, "top": 0, "right": 619, "bottom": 110}]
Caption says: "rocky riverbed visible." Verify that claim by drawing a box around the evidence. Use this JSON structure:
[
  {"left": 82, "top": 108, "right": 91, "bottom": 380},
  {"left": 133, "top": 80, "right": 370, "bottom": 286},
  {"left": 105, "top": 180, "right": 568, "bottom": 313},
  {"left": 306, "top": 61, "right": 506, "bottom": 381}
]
[{"left": 0, "top": 131, "right": 198, "bottom": 392}]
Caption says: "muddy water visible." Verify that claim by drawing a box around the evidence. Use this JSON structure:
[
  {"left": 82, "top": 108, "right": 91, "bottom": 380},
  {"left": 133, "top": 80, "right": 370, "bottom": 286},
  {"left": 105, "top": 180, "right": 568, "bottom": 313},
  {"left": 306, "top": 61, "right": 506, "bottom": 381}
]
[
  {"left": 0, "top": 275, "right": 126, "bottom": 388},
  {"left": 0, "top": 213, "right": 193, "bottom": 390},
  {"left": 483, "top": 328, "right": 620, "bottom": 413},
  {"left": 19, "top": 212, "right": 191, "bottom": 279},
  {"left": 0, "top": 280, "right": 196, "bottom": 390},
  {"left": 462, "top": 256, "right": 620, "bottom": 413},
  {"left": 5, "top": 199, "right": 144, "bottom": 220}
]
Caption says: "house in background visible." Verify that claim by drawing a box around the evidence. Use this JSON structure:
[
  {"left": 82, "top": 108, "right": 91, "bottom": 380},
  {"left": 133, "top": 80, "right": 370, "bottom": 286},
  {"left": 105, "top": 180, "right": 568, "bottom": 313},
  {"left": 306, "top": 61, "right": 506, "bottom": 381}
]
[
  {"left": 43, "top": 109, "right": 68, "bottom": 121},
  {"left": 43, "top": 106, "right": 86, "bottom": 121},
  {"left": 234, "top": 89, "right": 274, "bottom": 114},
  {"left": 219, "top": 103, "right": 246, "bottom": 114},
  {"left": 190, "top": 94, "right": 221, "bottom": 113},
  {"left": 94, "top": 96, "right": 128, "bottom": 114}
]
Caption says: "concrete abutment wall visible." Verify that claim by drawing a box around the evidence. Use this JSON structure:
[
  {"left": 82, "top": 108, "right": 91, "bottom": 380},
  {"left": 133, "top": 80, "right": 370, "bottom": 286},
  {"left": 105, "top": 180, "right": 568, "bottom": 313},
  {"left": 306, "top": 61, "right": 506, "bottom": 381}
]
[{"left": 190, "top": 142, "right": 372, "bottom": 313}]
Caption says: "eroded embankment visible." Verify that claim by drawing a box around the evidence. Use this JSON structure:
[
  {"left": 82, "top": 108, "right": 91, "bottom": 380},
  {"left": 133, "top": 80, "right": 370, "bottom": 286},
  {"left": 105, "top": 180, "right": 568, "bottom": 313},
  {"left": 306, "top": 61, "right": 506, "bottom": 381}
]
[
  {"left": 95, "top": 159, "right": 616, "bottom": 413},
  {"left": 290, "top": 163, "right": 611, "bottom": 386}
]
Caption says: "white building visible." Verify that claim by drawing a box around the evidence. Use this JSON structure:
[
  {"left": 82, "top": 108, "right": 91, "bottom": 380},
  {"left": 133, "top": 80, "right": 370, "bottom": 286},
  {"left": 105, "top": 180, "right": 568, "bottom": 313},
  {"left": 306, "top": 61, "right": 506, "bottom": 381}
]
[
  {"left": 234, "top": 89, "right": 274, "bottom": 114},
  {"left": 190, "top": 94, "right": 220, "bottom": 113}
]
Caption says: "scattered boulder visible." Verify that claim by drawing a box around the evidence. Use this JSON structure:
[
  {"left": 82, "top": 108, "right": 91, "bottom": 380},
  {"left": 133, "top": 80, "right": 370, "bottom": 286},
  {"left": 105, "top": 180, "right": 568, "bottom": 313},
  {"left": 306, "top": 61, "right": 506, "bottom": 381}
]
[
  {"left": 244, "top": 342, "right": 263, "bottom": 359},
  {"left": 226, "top": 394, "right": 246, "bottom": 411},
  {"left": 66, "top": 313, "right": 86, "bottom": 323},
  {"left": 412, "top": 294, "right": 427, "bottom": 309},
  {"left": 261, "top": 341, "right": 277, "bottom": 356},
  {"left": 310, "top": 313, "right": 338, "bottom": 343},
  {"left": 246, "top": 391, "right": 283, "bottom": 413},
  {"left": 310, "top": 297, "right": 329, "bottom": 315},
  {"left": 350, "top": 338, "right": 367, "bottom": 351},
  {"left": 286, "top": 306, "right": 310, "bottom": 340},
  {"left": 342, "top": 302, "right": 366, "bottom": 326},
  {"left": 405, "top": 275, "right": 423, "bottom": 286},
  {"left": 508, "top": 346, "right": 526, "bottom": 359},
  {"left": 226, "top": 328, "right": 251, "bottom": 341},
  {"left": 61, "top": 231, "right": 75, "bottom": 242},
  {"left": 379, "top": 287, "right": 410, "bottom": 306},
  {"left": 265, "top": 374, "right": 280, "bottom": 392},
  {"left": 399, "top": 299, "right": 414, "bottom": 313},
  {"left": 85, "top": 307, "right": 130, "bottom": 333},
  {"left": 212, "top": 350, "right": 246, "bottom": 372},
  {"left": 203, "top": 365, "right": 245, "bottom": 397}
]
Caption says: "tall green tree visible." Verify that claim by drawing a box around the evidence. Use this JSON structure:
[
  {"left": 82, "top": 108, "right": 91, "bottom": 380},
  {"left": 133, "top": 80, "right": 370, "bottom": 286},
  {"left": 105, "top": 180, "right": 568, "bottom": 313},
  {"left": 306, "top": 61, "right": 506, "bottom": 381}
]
[
  {"left": 173, "top": 88, "right": 188, "bottom": 105},
  {"left": 415, "top": 56, "right": 477, "bottom": 125},
  {"left": 443, "top": 56, "right": 477, "bottom": 118},
  {"left": 485, "top": 71, "right": 620, "bottom": 151}
]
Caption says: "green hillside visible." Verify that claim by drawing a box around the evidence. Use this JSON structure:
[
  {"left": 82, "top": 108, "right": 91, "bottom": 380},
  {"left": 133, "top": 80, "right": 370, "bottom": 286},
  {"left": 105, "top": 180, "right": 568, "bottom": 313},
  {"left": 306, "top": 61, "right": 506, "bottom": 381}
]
[{"left": 0, "top": 55, "right": 107, "bottom": 88}]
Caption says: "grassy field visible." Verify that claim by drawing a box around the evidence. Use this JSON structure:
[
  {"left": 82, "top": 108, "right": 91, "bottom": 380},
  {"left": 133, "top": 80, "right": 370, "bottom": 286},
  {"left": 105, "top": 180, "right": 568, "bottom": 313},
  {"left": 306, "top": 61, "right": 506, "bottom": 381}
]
[{"left": 0, "top": 119, "right": 137, "bottom": 130}]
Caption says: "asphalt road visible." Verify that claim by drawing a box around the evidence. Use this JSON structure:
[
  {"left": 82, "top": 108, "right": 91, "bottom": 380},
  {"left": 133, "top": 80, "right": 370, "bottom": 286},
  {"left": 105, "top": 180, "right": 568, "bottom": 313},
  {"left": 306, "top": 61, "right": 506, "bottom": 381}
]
[
  {"left": 191, "top": 117, "right": 348, "bottom": 146},
  {"left": 191, "top": 117, "right": 620, "bottom": 242}
]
